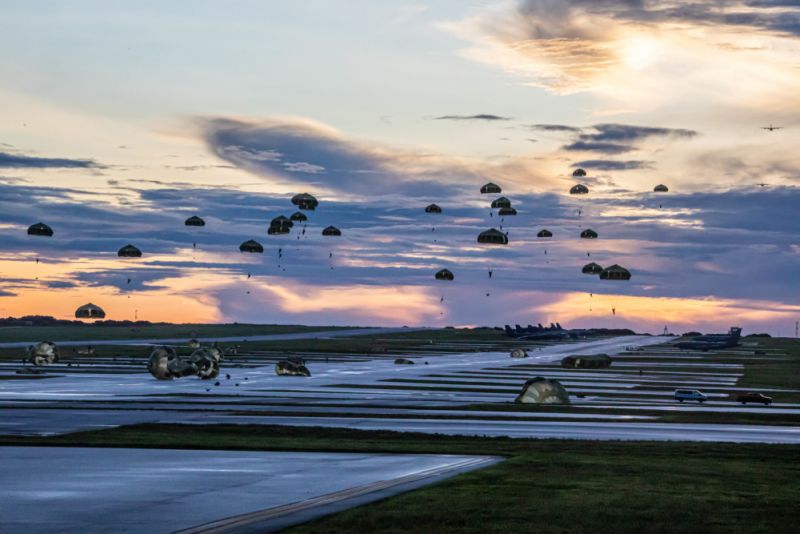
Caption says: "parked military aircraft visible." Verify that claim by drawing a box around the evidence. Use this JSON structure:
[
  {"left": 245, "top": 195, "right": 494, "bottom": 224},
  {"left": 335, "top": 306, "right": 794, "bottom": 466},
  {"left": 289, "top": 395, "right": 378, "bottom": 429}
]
[{"left": 675, "top": 327, "right": 742, "bottom": 351}]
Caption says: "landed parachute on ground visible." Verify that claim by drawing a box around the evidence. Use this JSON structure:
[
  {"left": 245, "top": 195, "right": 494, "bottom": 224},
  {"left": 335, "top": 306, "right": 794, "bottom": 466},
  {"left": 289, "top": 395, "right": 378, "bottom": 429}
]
[
  {"left": 184, "top": 216, "right": 205, "bottom": 227},
  {"left": 561, "top": 354, "right": 612, "bottom": 369},
  {"left": 27, "top": 222, "right": 53, "bottom": 237},
  {"left": 117, "top": 244, "right": 142, "bottom": 258},
  {"left": 515, "top": 377, "right": 570, "bottom": 404},
  {"left": 477, "top": 228, "right": 508, "bottom": 245},
  {"left": 572, "top": 168, "right": 587, "bottom": 177},
  {"left": 322, "top": 226, "right": 341, "bottom": 236},
  {"left": 26, "top": 341, "right": 59, "bottom": 366},
  {"left": 435, "top": 268, "right": 454, "bottom": 281},
  {"left": 582, "top": 262, "right": 603, "bottom": 275},
  {"left": 276, "top": 358, "right": 311, "bottom": 377},
  {"left": 480, "top": 182, "right": 501, "bottom": 194},
  {"left": 292, "top": 193, "right": 319, "bottom": 210},
  {"left": 425, "top": 203, "right": 442, "bottom": 214},
  {"left": 75, "top": 303, "right": 105, "bottom": 319},
  {"left": 239, "top": 239, "right": 264, "bottom": 253},
  {"left": 600, "top": 264, "right": 631, "bottom": 280},
  {"left": 510, "top": 348, "right": 528, "bottom": 359},
  {"left": 570, "top": 184, "right": 589, "bottom": 195},
  {"left": 537, "top": 229, "right": 553, "bottom": 238},
  {"left": 580, "top": 229, "right": 598, "bottom": 239},
  {"left": 491, "top": 197, "right": 511, "bottom": 209},
  {"left": 654, "top": 184, "right": 669, "bottom": 193}
]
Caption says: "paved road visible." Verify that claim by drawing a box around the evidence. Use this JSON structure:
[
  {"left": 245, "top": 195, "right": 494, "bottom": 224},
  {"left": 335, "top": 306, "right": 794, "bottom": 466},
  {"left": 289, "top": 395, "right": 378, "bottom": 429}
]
[
  {"left": 0, "top": 326, "right": 429, "bottom": 349},
  {"left": 0, "top": 447, "right": 498, "bottom": 533}
]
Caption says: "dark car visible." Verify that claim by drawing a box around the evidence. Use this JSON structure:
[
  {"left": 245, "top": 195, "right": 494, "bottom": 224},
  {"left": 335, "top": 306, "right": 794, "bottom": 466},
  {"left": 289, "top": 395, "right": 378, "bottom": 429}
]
[{"left": 736, "top": 392, "right": 772, "bottom": 405}]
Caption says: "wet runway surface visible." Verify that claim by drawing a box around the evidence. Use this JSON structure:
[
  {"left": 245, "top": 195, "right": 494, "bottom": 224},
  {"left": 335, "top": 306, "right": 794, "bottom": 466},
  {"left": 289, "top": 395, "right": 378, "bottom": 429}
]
[{"left": 0, "top": 446, "right": 496, "bottom": 533}]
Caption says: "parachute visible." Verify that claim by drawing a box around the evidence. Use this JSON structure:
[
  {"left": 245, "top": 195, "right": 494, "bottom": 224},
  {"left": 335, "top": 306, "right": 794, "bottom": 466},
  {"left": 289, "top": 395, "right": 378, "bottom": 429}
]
[
  {"left": 582, "top": 262, "right": 603, "bottom": 275},
  {"left": 477, "top": 228, "right": 508, "bottom": 245},
  {"left": 291, "top": 193, "right": 319, "bottom": 210},
  {"left": 580, "top": 229, "right": 598, "bottom": 239},
  {"left": 75, "top": 303, "right": 106, "bottom": 319},
  {"left": 537, "top": 229, "right": 553, "bottom": 238},
  {"left": 498, "top": 206, "right": 517, "bottom": 216},
  {"left": 600, "top": 264, "right": 631, "bottom": 280},
  {"left": 26, "top": 341, "right": 59, "bottom": 366},
  {"left": 572, "top": 168, "right": 587, "bottom": 177},
  {"left": 322, "top": 226, "right": 342, "bottom": 237},
  {"left": 480, "top": 182, "right": 502, "bottom": 194},
  {"left": 425, "top": 203, "right": 442, "bottom": 214},
  {"left": 435, "top": 268, "right": 454, "bottom": 281},
  {"left": 239, "top": 239, "right": 264, "bottom": 253},
  {"left": 117, "top": 244, "right": 142, "bottom": 257},
  {"left": 27, "top": 222, "right": 53, "bottom": 237},
  {"left": 490, "top": 197, "right": 511, "bottom": 209},
  {"left": 515, "top": 377, "right": 570, "bottom": 404},
  {"left": 184, "top": 216, "right": 205, "bottom": 227},
  {"left": 570, "top": 184, "right": 589, "bottom": 195},
  {"left": 654, "top": 184, "right": 669, "bottom": 193},
  {"left": 290, "top": 211, "right": 308, "bottom": 222}
]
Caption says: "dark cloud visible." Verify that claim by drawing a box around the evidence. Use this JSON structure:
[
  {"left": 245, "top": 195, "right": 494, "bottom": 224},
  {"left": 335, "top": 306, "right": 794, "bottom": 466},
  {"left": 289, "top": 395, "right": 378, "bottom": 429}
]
[
  {"left": 433, "top": 114, "right": 512, "bottom": 121},
  {"left": 0, "top": 151, "right": 101, "bottom": 169},
  {"left": 562, "top": 141, "right": 636, "bottom": 154},
  {"left": 572, "top": 159, "right": 655, "bottom": 170},
  {"left": 527, "top": 124, "right": 582, "bottom": 132},
  {"left": 558, "top": 123, "right": 697, "bottom": 155}
]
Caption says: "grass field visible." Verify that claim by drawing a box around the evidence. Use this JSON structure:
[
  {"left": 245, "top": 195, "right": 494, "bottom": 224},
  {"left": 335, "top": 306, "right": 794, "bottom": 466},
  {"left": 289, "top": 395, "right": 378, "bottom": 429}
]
[{"left": 3, "top": 423, "right": 797, "bottom": 533}]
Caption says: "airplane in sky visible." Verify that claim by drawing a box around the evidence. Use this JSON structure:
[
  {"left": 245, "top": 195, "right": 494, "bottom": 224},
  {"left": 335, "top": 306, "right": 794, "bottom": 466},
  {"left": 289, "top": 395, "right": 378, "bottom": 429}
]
[{"left": 761, "top": 124, "right": 783, "bottom": 131}]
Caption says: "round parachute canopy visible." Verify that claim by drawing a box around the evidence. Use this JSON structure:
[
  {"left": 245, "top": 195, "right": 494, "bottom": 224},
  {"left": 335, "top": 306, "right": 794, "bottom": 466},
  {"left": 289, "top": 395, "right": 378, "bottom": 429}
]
[
  {"left": 537, "top": 229, "right": 553, "bottom": 238},
  {"left": 290, "top": 211, "right": 308, "bottom": 222},
  {"left": 267, "top": 225, "right": 290, "bottom": 235},
  {"left": 515, "top": 376, "right": 570, "bottom": 404},
  {"left": 572, "top": 168, "right": 587, "bottom": 177},
  {"left": 498, "top": 206, "right": 517, "bottom": 216},
  {"left": 600, "top": 264, "right": 631, "bottom": 280},
  {"left": 184, "top": 216, "right": 205, "bottom": 227},
  {"left": 270, "top": 215, "right": 293, "bottom": 228},
  {"left": 562, "top": 354, "right": 612, "bottom": 369},
  {"left": 477, "top": 228, "right": 508, "bottom": 245},
  {"left": 570, "top": 184, "right": 589, "bottom": 195},
  {"left": 291, "top": 193, "right": 319, "bottom": 210},
  {"left": 117, "top": 244, "right": 142, "bottom": 258},
  {"left": 435, "top": 268, "right": 454, "bottom": 281},
  {"left": 582, "top": 262, "right": 603, "bottom": 275},
  {"left": 239, "top": 239, "right": 264, "bottom": 253},
  {"left": 425, "top": 203, "right": 442, "bottom": 214},
  {"left": 322, "top": 225, "right": 341, "bottom": 236},
  {"left": 653, "top": 184, "right": 669, "bottom": 193},
  {"left": 580, "top": 228, "right": 598, "bottom": 239},
  {"left": 75, "top": 302, "right": 106, "bottom": 319},
  {"left": 27, "top": 222, "right": 53, "bottom": 237},
  {"left": 480, "top": 182, "right": 502, "bottom": 194},
  {"left": 490, "top": 197, "right": 512, "bottom": 209}
]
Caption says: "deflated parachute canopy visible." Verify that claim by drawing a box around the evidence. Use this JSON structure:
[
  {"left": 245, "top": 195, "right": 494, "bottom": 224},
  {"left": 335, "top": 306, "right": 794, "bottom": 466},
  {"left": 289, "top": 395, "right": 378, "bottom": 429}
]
[
  {"left": 26, "top": 341, "right": 58, "bottom": 366},
  {"left": 276, "top": 359, "right": 311, "bottom": 376},
  {"left": 27, "top": 222, "right": 53, "bottom": 237},
  {"left": 562, "top": 354, "right": 612, "bottom": 369},
  {"left": 425, "top": 203, "right": 442, "bottom": 214},
  {"left": 189, "top": 347, "right": 222, "bottom": 379},
  {"left": 510, "top": 348, "right": 528, "bottom": 359},
  {"left": 537, "top": 229, "right": 553, "bottom": 238},
  {"left": 148, "top": 346, "right": 195, "bottom": 380},
  {"left": 75, "top": 303, "right": 106, "bottom": 319},
  {"left": 582, "top": 262, "right": 603, "bottom": 275},
  {"left": 491, "top": 197, "right": 512, "bottom": 209},
  {"left": 290, "top": 211, "right": 308, "bottom": 222},
  {"left": 480, "top": 182, "right": 502, "bottom": 194},
  {"left": 435, "top": 268, "right": 454, "bottom": 281},
  {"left": 572, "top": 168, "right": 587, "bottom": 177},
  {"left": 118, "top": 244, "right": 142, "bottom": 257},
  {"left": 291, "top": 193, "right": 319, "bottom": 210},
  {"left": 394, "top": 358, "right": 415, "bottom": 365},
  {"left": 477, "top": 228, "right": 508, "bottom": 245},
  {"left": 570, "top": 184, "right": 589, "bottom": 195},
  {"left": 498, "top": 206, "right": 517, "bottom": 216},
  {"left": 515, "top": 376, "right": 570, "bottom": 404},
  {"left": 239, "top": 239, "right": 264, "bottom": 253},
  {"left": 654, "top": 184, "right": 669, "bottom": 192},
  {"left": 322, "top": 225, "right": 341, "bottom": 236},
  {"left": 600, "top": 264, "right": 631, "bottom": 280},
  {"left": 184, "top": 216, "right": 205, "bottom": 227},
  {"left": 580, "top": 228, "right": 598, "bottom": 239}
]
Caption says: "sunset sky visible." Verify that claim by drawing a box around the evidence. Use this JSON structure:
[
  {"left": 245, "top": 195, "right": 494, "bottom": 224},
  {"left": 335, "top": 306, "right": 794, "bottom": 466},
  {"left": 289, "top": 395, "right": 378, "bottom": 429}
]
[{"left": 1, "top": 1, "right": 798, "bottom": 334}]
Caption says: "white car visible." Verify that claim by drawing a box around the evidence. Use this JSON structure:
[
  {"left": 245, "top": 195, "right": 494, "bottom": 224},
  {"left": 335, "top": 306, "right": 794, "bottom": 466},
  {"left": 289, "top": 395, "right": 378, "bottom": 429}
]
[{"left": 674, "top": 389, "right": 708, "bottom": 403}]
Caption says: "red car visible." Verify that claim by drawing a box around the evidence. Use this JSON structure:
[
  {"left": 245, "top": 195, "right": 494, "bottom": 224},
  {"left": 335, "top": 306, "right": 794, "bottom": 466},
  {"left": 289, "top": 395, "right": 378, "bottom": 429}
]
[{"left": 736, "top": 392, "right": 772, "bottom": 405}]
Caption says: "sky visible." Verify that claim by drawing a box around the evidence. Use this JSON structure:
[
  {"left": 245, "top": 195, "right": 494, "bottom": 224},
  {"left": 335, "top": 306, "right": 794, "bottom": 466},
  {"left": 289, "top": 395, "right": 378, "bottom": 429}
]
[{"left": 0, "top": 0, "right": 798, "bottom": 334}]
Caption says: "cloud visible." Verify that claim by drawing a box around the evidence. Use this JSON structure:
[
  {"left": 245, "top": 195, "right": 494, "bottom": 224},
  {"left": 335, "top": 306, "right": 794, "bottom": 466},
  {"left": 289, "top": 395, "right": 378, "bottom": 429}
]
[
  {"left": 527, "top": 124, "right": 582, "bottom": 132},
  {"left": 0, "top": 151, "right": 101, "bottom": 169},
  {"left": 560, "top": 123, "right": 698, "bottom": 154},
  {"left": 572, "top": 159, "right": 655, "bottom": 170},
  {"left": 563, "top": 141, "right": 635, "bottom": 154},
  {"left": 433, "top": 114, "right": 512, "bottom": 121}
]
